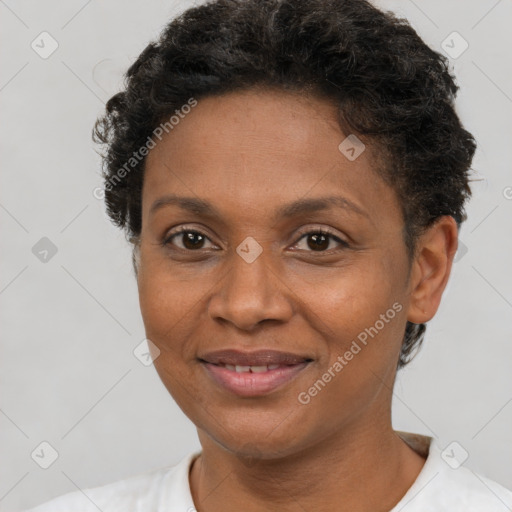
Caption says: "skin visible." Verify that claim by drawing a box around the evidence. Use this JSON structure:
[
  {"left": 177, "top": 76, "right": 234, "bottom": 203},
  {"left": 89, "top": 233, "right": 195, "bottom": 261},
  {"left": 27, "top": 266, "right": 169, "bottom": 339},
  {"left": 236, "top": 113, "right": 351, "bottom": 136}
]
[{"left": 136, "top": 88, "right": 458, "bottom": 512}]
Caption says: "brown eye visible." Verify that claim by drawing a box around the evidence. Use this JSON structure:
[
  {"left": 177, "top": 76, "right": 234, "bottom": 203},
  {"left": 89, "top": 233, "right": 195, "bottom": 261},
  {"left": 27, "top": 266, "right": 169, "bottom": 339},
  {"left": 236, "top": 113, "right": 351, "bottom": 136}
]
[
  {"left": 164, "top": 229, "right": 214, "bottom": 250},
  {"left": 294, "top": 230, "right": 348, "bottom": 252},
  {"left": 307, "top": 232, "right": 330, "bottom": 251}
]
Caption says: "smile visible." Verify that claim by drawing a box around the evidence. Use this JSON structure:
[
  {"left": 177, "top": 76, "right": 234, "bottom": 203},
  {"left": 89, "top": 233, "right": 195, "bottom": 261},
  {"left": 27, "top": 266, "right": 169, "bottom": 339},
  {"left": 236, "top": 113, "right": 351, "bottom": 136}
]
[
  {"left": 215, "top": 363, "right": 281, "bottom": 372},
  {"left": 200, "top": 360, "right": 311, "bottom": 397}
]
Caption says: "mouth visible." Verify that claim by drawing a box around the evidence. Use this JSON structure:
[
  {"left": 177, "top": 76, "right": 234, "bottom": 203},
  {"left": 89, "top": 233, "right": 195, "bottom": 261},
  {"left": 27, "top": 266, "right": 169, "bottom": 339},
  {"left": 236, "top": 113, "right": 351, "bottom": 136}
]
[
  {"left": 198, "top": 349, "right": 313, "bottom": 397},
  {"left": 209, "top": 362, "right": 284, "bottom": 372}
]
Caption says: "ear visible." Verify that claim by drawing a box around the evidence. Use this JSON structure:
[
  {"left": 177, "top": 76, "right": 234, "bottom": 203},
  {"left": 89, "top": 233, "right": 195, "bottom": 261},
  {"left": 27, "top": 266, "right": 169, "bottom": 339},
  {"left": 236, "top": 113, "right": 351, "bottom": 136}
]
[
  {"left": 131, "top": 238, "right": 141, "bottom": 280},
  {"left": 407, "top": 216, "right": 459, "bottom": 324}
]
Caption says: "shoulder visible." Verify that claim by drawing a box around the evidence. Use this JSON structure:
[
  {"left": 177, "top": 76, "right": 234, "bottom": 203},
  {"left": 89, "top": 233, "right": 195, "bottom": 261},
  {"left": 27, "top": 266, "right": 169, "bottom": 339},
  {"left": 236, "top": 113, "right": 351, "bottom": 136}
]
[
  {"left": 23, "top": 452, "right": 199, "bottom": 512},
  {"left": 393, "top": 432, "right": 512, "bottom": 511},
  {"left": 424, "top": 461, "right": 512, "bottom": 510}
]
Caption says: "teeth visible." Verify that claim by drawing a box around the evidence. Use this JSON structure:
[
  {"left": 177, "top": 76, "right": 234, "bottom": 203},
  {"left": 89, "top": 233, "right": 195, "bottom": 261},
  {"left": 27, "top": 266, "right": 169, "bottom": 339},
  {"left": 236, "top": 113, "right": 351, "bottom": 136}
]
[
  {"left": 223, "top": 364, "right": 281, "bottom": 373},
  {"left": 250, "top": 365, "right": 268, "bottom": 373}
]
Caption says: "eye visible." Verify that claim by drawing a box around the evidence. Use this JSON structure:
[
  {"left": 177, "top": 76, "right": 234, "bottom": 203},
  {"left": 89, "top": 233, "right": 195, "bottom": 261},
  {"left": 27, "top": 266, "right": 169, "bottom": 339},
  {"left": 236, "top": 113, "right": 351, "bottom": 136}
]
[
  {"left": 162, "top": 226, "right": 349, "bottom": 253},
  {"left": 293, "top": 228, "right": 349, "bottom": 252},
  {"left": 163, "top": 227, "right": 216, "bottom": 251}
]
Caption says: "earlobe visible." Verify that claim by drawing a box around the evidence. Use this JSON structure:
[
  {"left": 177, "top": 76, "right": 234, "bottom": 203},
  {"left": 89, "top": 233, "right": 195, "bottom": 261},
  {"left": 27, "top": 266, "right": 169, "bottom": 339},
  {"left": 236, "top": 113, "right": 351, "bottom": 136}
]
[{"left": 407, "top": 216, "right": 458, "bottom": 324}]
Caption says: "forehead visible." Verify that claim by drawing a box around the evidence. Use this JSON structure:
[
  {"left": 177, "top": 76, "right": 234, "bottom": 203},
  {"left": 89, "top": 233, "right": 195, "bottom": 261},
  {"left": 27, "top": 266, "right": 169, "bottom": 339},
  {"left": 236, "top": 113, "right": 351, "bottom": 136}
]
[{"left": 142, "top": 89, "right": 401, "bottom": 227}]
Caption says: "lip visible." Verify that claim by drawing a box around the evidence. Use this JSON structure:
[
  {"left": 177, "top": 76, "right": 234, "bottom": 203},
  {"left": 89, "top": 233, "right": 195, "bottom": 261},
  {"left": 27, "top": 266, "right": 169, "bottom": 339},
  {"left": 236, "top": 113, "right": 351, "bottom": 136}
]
[
  {"left": 201, "top": 361, "right": 311, "bottom": 397},
  {"left": 198, "top": 349, "right": 313, "bottom": 397},
  {"left": 199, "top": 349, "right": 311, "bottom": 366}
]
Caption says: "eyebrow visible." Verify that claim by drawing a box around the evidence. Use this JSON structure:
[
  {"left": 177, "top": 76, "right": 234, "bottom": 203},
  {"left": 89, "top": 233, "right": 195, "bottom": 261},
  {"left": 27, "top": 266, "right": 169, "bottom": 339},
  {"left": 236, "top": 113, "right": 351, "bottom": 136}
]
[{"left": 149, "top": 194, "right": 368, "bottom": 221}]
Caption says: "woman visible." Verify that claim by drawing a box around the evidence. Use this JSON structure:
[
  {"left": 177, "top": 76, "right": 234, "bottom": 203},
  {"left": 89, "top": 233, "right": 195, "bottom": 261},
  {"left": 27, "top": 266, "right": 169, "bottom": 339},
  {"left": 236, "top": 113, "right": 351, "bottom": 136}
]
[{"left": 26, "top": 0, "right": 512, "bottom": 510}]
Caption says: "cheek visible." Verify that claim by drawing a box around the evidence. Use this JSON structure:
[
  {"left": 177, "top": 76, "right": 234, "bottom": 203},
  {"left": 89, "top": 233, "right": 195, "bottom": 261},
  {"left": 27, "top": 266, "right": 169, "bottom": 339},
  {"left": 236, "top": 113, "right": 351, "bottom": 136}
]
[
  {"left": 137, "top": 256, "right": 212, "bottom": 415},
  {"left": 293, "top": 271, "right": 405, "bottom": 429},
  {"left": 137, "top": 252, "right": 203, "bottom": 359},
  {"left": 295, "top": 258, "right": 402, "bottom": 329},
  {"left": 297, "top": 256, "right": 408, "bottom": 376},
  {"left": 137, "top": 245, "right": 207, "bottom": 326}
]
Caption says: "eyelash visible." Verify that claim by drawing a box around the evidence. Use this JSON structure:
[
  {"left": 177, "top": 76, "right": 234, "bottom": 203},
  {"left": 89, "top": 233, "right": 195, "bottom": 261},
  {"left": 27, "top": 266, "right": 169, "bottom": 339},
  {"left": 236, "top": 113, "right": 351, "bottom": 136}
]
[{"left": 162, "top": 226, "right": 349, "bottom": 253}]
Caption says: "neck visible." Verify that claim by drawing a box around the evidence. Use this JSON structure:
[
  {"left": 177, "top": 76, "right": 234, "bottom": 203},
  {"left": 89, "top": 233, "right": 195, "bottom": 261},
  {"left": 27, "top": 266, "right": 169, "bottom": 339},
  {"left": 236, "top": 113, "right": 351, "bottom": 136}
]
[{"left": 189, "top": 416, "right": 426, "bottom": 512}]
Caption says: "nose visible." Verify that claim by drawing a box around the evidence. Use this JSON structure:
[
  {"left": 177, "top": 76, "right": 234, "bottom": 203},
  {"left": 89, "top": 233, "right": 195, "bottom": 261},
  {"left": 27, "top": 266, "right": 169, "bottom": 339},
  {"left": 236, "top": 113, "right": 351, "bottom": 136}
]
[{"left": 207, "top": 245, "right": 293, "bottom": 331}]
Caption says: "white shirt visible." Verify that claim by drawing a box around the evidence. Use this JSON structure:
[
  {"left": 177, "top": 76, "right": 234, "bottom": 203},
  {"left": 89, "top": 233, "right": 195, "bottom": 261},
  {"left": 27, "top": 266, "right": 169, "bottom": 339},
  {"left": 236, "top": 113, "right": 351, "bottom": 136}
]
[{"left": 25, "top": 432, "right": 512, "bottom": 511}]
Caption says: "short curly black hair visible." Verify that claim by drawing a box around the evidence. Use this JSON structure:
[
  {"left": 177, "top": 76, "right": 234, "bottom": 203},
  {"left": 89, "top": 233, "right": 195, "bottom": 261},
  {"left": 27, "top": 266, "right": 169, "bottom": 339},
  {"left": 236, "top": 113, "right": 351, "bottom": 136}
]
[{"left": 93, "top": 0, "right": 476, "bottom": 369}]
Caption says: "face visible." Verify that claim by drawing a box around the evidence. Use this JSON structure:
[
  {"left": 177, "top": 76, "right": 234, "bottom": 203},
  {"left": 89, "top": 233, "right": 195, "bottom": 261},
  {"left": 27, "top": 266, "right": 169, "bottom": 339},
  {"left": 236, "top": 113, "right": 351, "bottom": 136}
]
[{"left": 137, "top": 89, "right": 414, "bottom": 459}]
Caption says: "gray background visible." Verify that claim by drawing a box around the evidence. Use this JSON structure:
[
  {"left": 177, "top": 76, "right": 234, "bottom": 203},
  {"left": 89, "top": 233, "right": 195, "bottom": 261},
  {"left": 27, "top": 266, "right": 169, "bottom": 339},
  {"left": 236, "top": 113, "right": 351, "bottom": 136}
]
[{"left": 1, "top": 0, "right": 511, "bottom": 510}]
